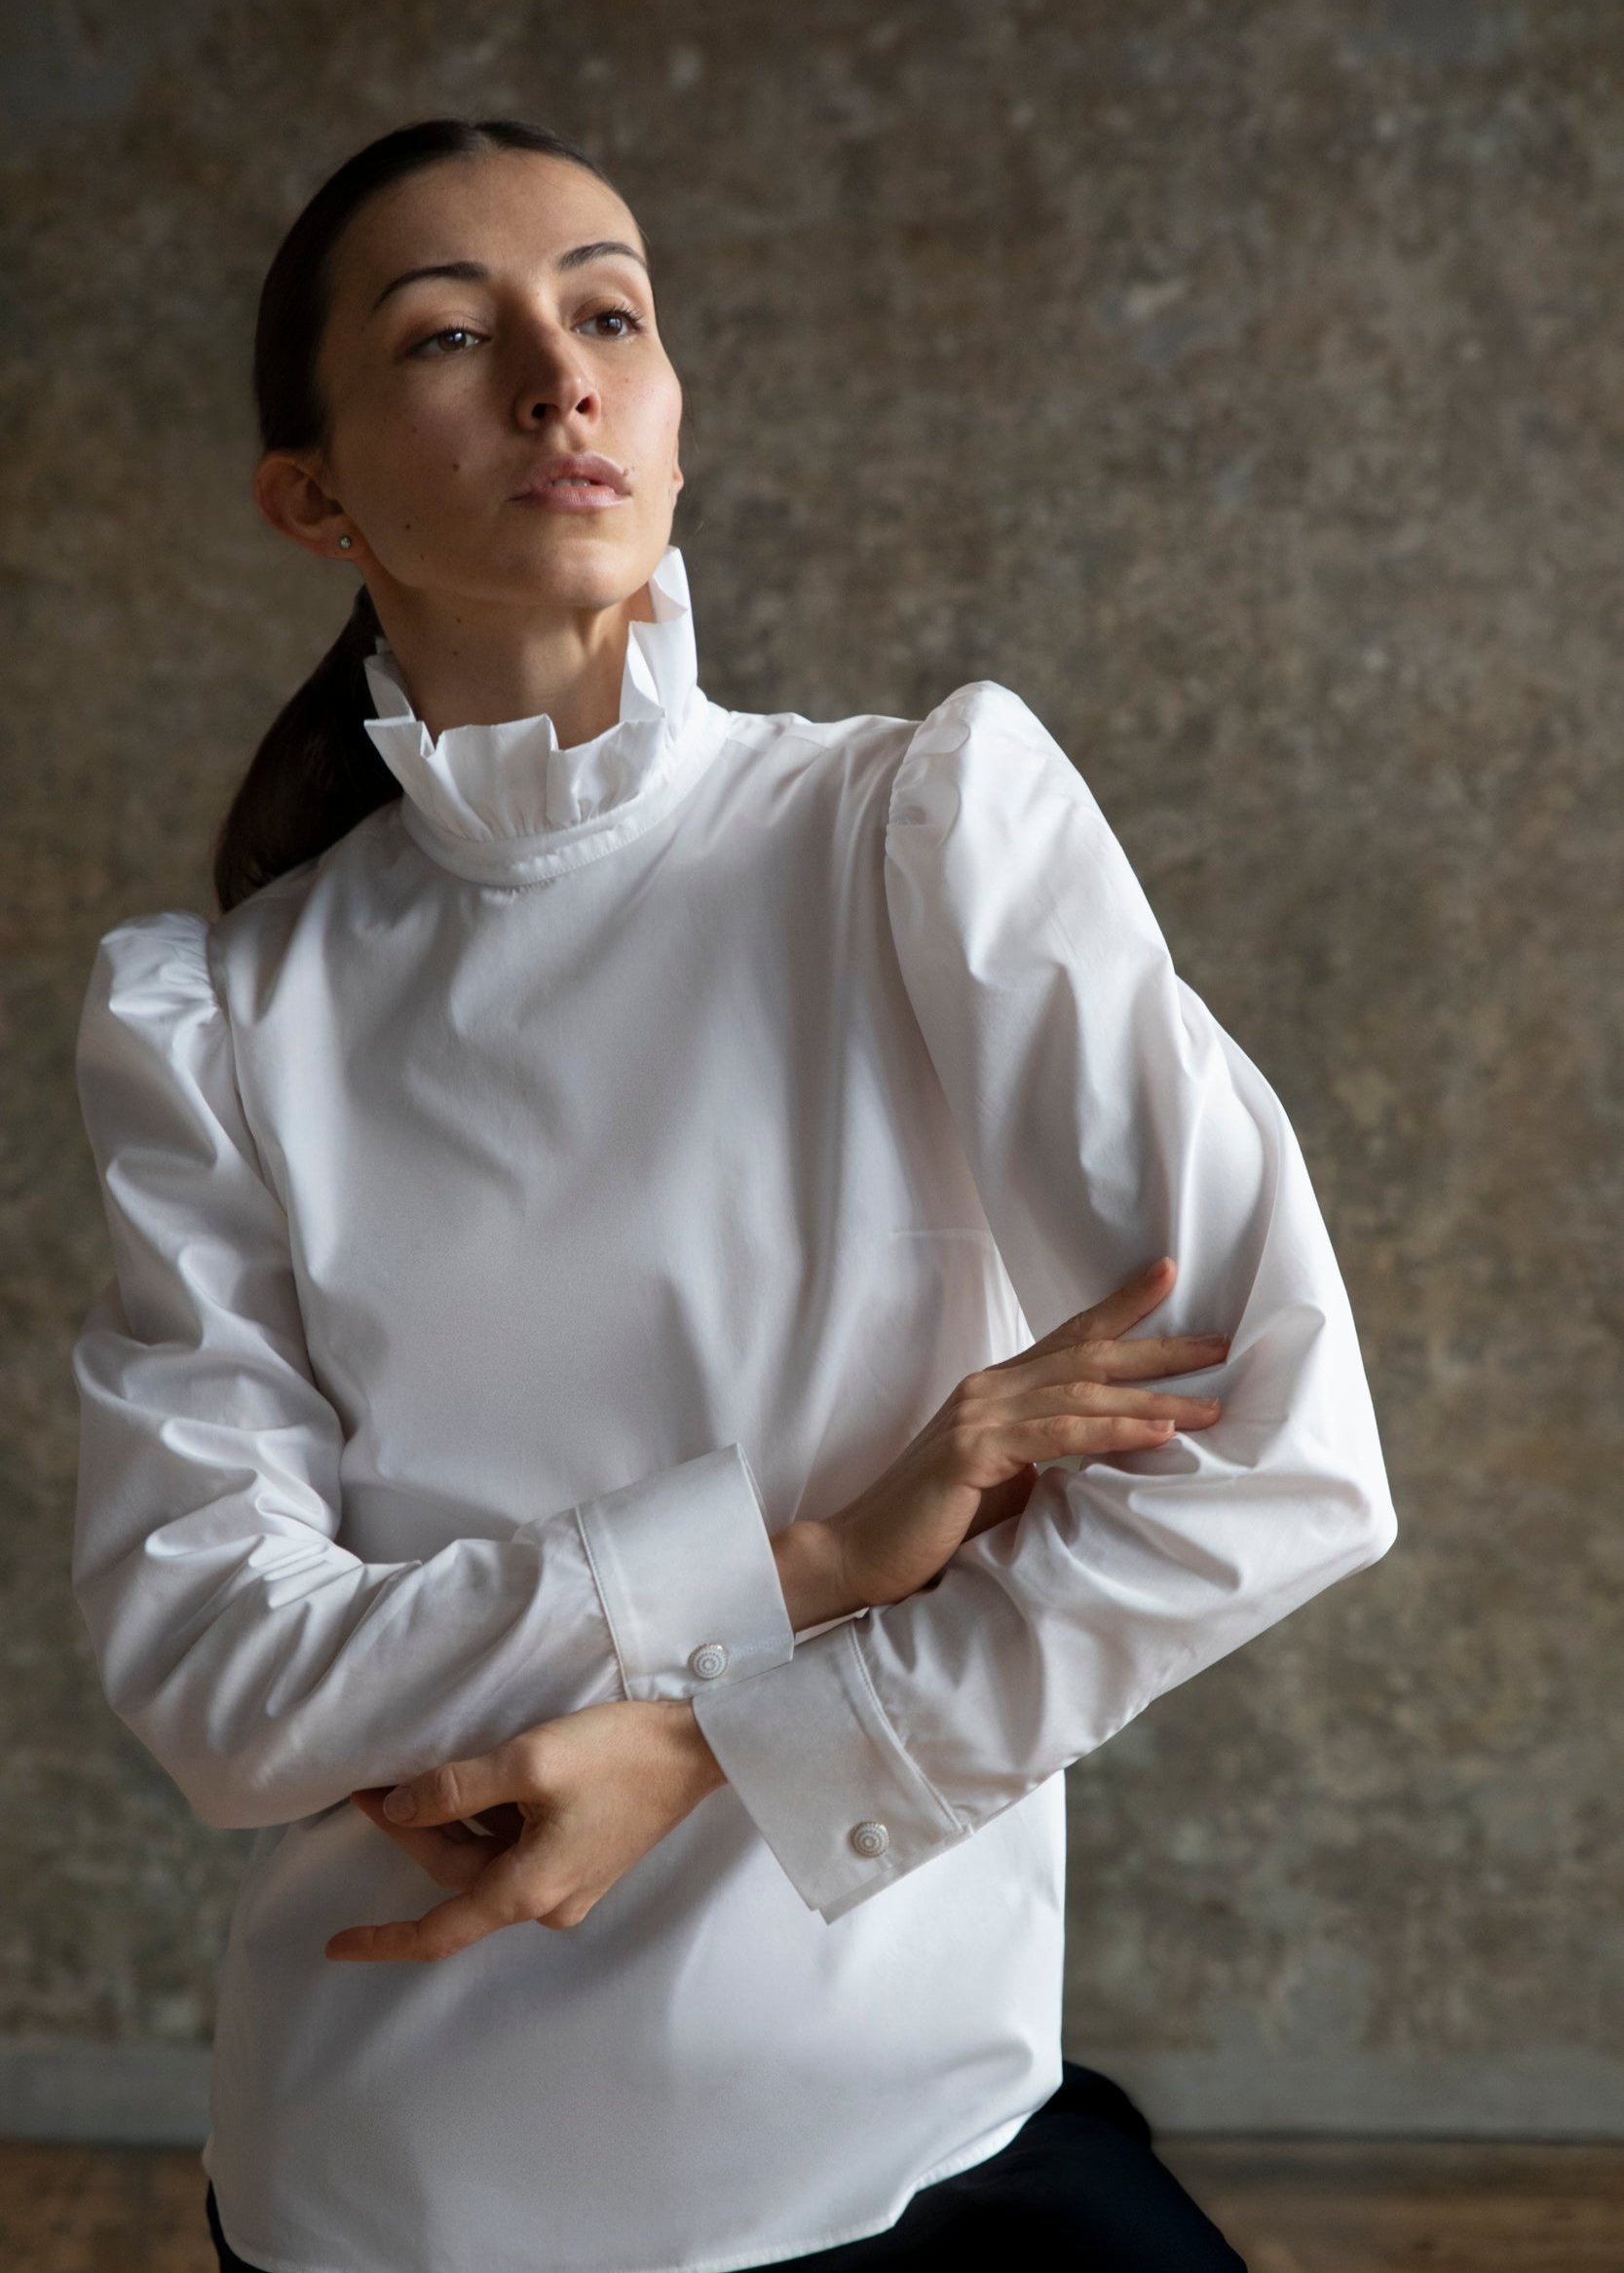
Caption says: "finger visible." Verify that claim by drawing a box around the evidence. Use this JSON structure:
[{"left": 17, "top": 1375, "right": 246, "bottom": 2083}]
[
  {"left": 1001, "top": 1333, "right": 1230, "bottom": 1393},
  {"left": 379, "top": 1735, "right": 536, "bottom": 1830},
  {"left": 325, "top": 1840, "right": 543, "bottom": 1962},
  {"left": 1014, "top": 1380, "right": 1224, "bottom": 1423},
  {"left": 1017, "top": 1257, "right": 1176, "bottom": 1360},
  {"left": 1071, "top": 1256, "right": 1182, "bottom": 1341},
  {"left": 351, "top": 1786, "right": 511, "bottom": 1847},
  {"left": 1109, "top": 1384, "right": 1223, "bottom": 1420},
  {"left": 1004, "top": 1409, "right": 1210, "bottom": 1461},
  {"left": 1099, "top": 1334, "right": 1230, "bottom": 1381}
]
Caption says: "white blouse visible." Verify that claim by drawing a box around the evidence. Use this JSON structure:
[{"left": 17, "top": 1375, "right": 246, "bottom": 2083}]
[{"left": 72, "top": 541, "right": 1396, "bottom": 2273}]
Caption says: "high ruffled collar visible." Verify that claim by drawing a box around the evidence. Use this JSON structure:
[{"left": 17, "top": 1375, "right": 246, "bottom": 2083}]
[{"left": 361, "top": 543, "right": 724, "bottom": 887}]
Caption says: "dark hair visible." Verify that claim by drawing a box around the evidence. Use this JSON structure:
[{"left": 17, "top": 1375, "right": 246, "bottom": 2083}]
[{"left": 211, "top": 118, "right": 626, "bottom": 914}]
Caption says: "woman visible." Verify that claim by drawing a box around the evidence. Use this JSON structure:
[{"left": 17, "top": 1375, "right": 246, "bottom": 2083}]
[{"left": 70, "top": 118, "right": 1396, "bottom": 2273}]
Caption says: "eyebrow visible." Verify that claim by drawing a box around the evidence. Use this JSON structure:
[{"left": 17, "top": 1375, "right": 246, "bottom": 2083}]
[{"left": 368, "top": 240, "right": 650, "bottom": 318}]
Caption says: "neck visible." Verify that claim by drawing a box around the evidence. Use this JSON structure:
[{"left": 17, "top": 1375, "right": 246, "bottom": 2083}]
[{"left": 364, "top": 577, "right": 656, "bottom": 746}]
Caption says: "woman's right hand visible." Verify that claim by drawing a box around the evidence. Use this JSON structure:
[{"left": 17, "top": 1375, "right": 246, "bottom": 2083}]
[{"left": 771, "top": 1254, "right": 1230, "bottom": 1627}]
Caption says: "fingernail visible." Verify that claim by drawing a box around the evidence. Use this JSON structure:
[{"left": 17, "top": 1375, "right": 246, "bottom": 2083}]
[{"left": 383, "top": 1787, "right": 416, "bottom": 1821}]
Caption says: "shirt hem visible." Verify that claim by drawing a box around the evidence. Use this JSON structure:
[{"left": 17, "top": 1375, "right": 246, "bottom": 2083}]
[
  {"left": 205, "top": 2101, "right": 1038, "bottom": 2273},
  {"left": 675, "top": 2103, "right": 1038, "bottom": 2273}
]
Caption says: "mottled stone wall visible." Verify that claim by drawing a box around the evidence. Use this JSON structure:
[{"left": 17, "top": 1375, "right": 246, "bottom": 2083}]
[{"left": 4, "top": 0, "right": 1619, "bottom": 2136}]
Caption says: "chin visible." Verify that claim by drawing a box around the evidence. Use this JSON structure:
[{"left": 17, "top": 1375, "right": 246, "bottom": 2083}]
[{"left": 494, "top": 540, "right": 657, "bottom": 612}]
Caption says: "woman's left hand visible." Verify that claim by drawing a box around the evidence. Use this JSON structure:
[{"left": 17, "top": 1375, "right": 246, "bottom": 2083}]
[{"left": 327, "top": 1697, "right": 728, "bottom": 1961}]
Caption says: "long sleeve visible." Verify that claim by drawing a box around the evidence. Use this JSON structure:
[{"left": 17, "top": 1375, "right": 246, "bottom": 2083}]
[
  {"left": 70, "top": 910, "right": 794, "bottom": 1833},
  {"left": 693, "top": 680, "right": 1397, "bottom": 1922}
]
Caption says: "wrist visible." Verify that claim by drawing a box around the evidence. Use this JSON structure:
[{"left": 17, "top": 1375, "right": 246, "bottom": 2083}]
[
  {"left": 771, "top": 1518, "right": 862, "bottom": 1629},
  {"left": 678, "top": 1700, "right": 729, "bottom": 1797}
]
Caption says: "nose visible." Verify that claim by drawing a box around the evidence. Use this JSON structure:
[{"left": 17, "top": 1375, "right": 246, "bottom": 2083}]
[{"left": 511, "top": 315, "right": 602, "bottom": 429}]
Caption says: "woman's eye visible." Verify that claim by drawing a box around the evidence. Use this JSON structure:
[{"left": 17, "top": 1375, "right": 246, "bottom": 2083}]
[
  {"left": 407, "top": 307, "right": 644, "bottom": 357},
  {"left": 411, "top": 325, "right": 483, "bottom": 357}
]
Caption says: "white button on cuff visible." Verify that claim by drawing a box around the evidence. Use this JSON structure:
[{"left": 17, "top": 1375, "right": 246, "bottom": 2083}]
[
  {"left": 688, "top": 1641, "right": 729, "bottom": 1681},
  {"left": 849, "top": 1820, "right": 889, "bottom": 1859}
]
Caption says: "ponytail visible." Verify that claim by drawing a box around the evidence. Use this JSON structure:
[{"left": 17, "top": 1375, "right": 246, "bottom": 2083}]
[
  {"left": 210, "top": 583, "right": 400, "bottom": 914},
  {"left": 212, "top": 116, "right": 623, "bottom": 915}
]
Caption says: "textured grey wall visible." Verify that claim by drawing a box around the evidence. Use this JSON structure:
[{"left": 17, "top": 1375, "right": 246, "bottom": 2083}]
[{"left": 4, "top": 0, "right": 1620, "bottom": 2140}]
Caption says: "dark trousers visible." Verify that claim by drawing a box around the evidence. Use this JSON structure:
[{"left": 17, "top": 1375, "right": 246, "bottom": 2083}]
[{"left": 205, "top": 2060, "right": 1246, "bottom": 2271}]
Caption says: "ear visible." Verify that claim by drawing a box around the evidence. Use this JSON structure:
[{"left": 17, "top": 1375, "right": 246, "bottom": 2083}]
[{"left": 253, "top": 450, "right": 362, "bottom": 563}]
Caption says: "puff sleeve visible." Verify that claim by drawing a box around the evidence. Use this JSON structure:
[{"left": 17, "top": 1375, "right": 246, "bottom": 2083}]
[
  {"left": 692, "top": 683, "right": 1397, "bottom": 1921},
  {"left": 70, "top": 911, "right": 793, "bottom": 1832}
]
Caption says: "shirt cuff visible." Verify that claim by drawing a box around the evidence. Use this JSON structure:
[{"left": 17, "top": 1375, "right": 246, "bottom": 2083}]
[
  {"left": 569, "top": 1442, "right": 795, "bottom": 1703},
  {"left": 690, "top": 1615, "right": 968, "bottom": 1921}
]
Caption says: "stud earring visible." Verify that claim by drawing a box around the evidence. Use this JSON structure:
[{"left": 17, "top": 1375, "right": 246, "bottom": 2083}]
[{"left": 338, "top": 534, "right": 353, "bottom": 549}]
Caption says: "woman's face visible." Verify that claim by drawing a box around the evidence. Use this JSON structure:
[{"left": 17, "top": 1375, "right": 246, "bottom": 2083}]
[{"left": 274, "top": 149, "right": 683, "bottom": 621}]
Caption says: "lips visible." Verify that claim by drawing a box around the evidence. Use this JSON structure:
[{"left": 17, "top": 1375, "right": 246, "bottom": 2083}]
[{"left": 516, "top": 452, "right": 629, "bottom": 499}]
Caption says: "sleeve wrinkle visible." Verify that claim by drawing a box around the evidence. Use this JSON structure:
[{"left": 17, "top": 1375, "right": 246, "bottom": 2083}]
[
  {"left": 693, "top": 684, "right": 1396, "bottom": 1922},
  {"left": 71, "top": 913, "right": 796, "bottom": 1832},
  {"left": 199, "top": 917, "right": 284, "bottom": 1213}
]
